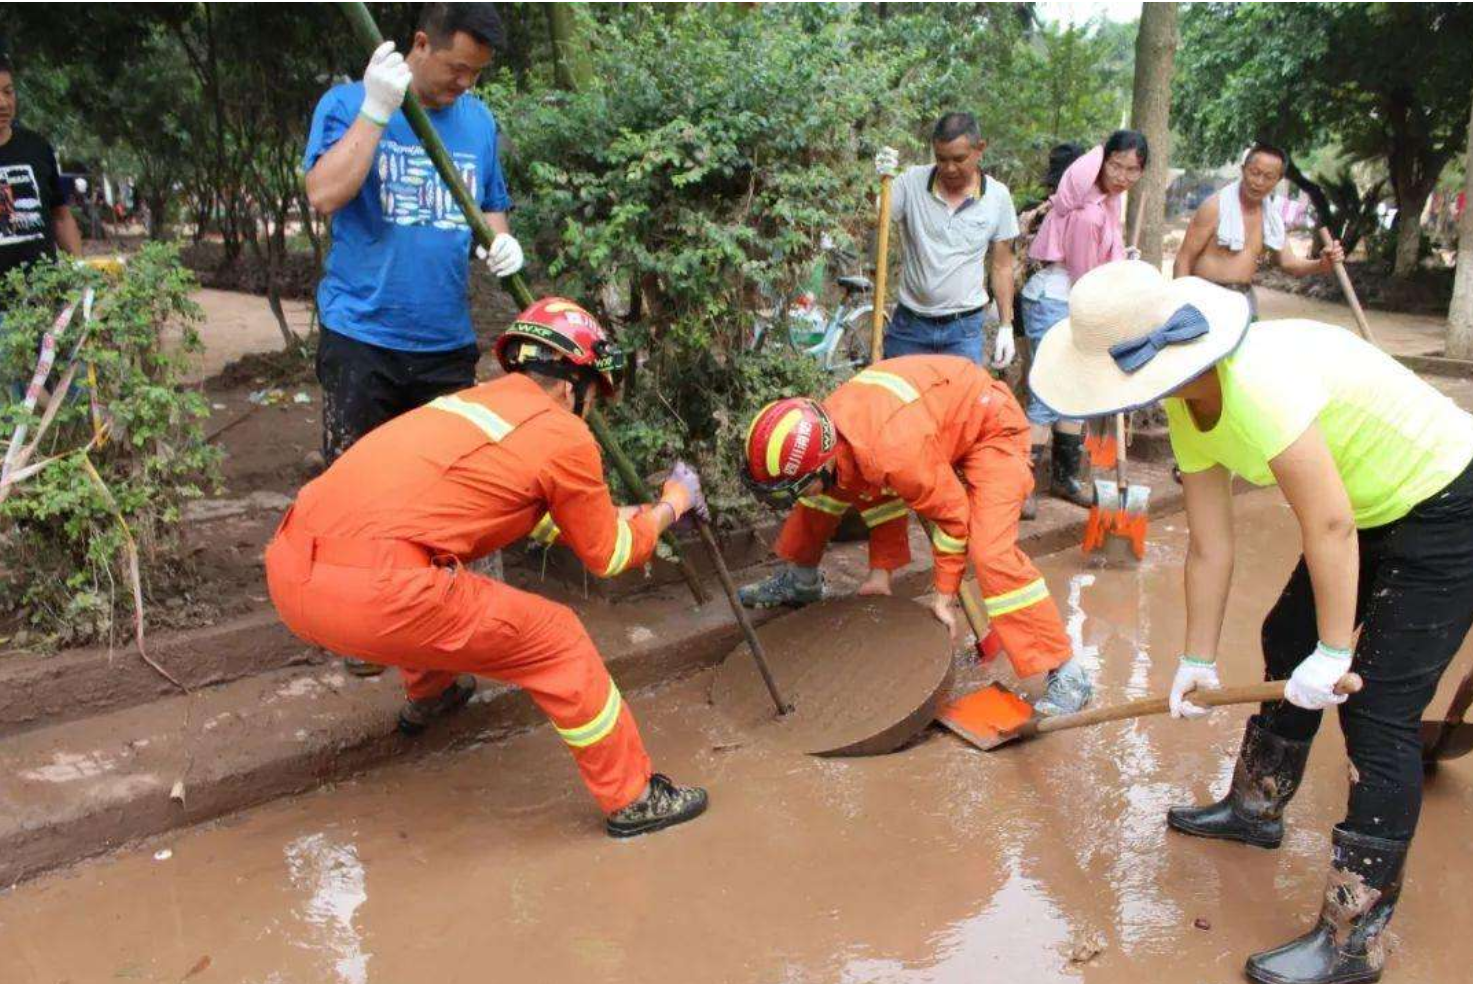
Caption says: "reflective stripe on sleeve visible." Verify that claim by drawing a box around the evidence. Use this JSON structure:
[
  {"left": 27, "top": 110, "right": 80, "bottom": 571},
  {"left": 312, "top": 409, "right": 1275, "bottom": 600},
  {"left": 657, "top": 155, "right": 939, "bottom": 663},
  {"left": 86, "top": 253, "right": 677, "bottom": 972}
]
[
  {"left": 428, "top": 395, "right": 516, "bottom": 442},
  {"left": 852, "top": 369, "right": 920, "bottom": 404},
  {"left": 797, "top": 493, "right": 848, "bottom": 517},
  {"left": 601, "top": 519, "right": 634, "bottom": 577},
  {"left": 861, "top": 498, "right": 907, "bottom": 527}
]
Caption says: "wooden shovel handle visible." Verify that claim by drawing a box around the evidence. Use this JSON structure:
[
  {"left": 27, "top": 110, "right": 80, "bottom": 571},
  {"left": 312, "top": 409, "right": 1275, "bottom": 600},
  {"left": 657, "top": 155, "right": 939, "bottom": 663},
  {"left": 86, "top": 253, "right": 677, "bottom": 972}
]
[
  {"left": 871, "top": 174, "right": 894, "bottom": 366},
  {"left": 1032, "top": 673, "right": 1363, "bottom": 737},
  {"left": 1317, "top": 228, "right": 1380, "bottom": 348}
]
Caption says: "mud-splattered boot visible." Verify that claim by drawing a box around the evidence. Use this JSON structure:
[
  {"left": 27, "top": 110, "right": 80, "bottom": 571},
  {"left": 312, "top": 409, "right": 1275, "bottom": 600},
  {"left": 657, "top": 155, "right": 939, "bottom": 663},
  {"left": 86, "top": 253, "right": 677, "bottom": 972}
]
[
  {"left": 737, "top": 565, "right": 824, "bottom": 609},
  {"left": 1049, "top": 432, "right": 1094, "bottom": 507},
  {"left": 397, "top": 675, "right": 477, "bottom": 736},
  {"left": 605, "top": 773, "right": 709, "bottom": 838},
  {"left": 1021, "top": 444, "right": 1046, "bottom": 521},
  {"left": 1167, "top": 715, "right": 1311, "bottom": 848},
  {"left": 1034, "top": 657, "right": 1093, "bottom": 716},
  {"left": 1244, "top": 826, "right": 1407, "bottom": 984}
]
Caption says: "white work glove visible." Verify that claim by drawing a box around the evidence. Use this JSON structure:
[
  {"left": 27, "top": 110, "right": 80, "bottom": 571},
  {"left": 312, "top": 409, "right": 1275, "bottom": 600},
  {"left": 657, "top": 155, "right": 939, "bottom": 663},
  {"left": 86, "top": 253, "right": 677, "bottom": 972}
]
[
  {"left": 990, "top": 323, "right": 1016, "bottom": 370},
  {"left": 1284, "top": 643, "right": 1353, "bottom": 711},
  {"left": 1169, "top": 656, "right": 1222, "bottom": 719},
  {"left": 360, "top": 41, "right": 413, "bottom": 126},
  {"left": 874, "top": 146, "right": 900, "bottom": 179},
  {"left": 477, "top": 233, "right": 525, "bottom": 278}
]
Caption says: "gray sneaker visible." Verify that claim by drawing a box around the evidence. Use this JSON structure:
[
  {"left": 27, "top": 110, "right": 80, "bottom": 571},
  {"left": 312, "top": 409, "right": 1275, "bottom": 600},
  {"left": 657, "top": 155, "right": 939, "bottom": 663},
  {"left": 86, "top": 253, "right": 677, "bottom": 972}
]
[
  {"left": 606, "top": 773, "right": 708, "bottom": 838},
  {"left": 397, "top": 675, "right": 477, "bottom": 736},
  {"left": 1034, "top": 658, "right": 1093, "bottom": 717},
  {"left": 737, "top": 567, "right": 824, "bottom": 609}
]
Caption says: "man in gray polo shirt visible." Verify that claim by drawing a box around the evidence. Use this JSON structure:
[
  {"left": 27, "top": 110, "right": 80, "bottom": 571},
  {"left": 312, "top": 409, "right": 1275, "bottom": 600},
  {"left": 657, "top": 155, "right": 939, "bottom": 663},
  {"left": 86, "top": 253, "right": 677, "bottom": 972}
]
[{"left": 874, "top": 112, "right": 1020, "bottom": 369}]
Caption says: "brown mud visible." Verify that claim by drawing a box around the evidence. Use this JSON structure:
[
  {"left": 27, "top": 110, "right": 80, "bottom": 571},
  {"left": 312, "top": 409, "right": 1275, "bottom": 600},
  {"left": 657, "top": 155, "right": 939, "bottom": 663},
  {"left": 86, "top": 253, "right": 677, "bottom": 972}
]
[
  {"left": 711, "top": 593, "right": 953, "bottom": 755},
  {"left": 2, "top": 490, "right": 1470, "bottom": 983}
]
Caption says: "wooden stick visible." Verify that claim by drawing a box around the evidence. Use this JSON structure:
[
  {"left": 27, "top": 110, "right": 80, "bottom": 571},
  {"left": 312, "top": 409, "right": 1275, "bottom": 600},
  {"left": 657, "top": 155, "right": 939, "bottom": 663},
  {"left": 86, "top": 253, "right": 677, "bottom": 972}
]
[
  {"left": 870, "top": 174, "right": 893, "bottom": 365},
  {"left": 694, "top": 518, "right": 790, "bottom": 715},
  {"left": 336, "top": 1, "right": 709, "bottom": 607},
  {"left": 1317, "top": 228, "right": 1381, "bottom": 347}
]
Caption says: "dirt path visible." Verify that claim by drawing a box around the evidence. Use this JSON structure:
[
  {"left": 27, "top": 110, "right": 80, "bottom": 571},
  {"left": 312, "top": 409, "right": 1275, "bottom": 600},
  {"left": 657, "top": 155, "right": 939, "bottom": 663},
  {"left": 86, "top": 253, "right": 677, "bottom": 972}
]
[
  {"left": 2, "top": 489, "right": 1468, "bottom": 983},
  {"left": 172, "top": 288, "right": 314, "bottom": 385}
]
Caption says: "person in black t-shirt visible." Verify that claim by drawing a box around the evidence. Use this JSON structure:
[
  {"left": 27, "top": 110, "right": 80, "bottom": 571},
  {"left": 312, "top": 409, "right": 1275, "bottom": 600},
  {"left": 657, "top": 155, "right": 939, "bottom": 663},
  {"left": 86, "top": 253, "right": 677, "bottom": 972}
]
[{"left": 0, "top": 53, "right": 81, "bottom": 284}]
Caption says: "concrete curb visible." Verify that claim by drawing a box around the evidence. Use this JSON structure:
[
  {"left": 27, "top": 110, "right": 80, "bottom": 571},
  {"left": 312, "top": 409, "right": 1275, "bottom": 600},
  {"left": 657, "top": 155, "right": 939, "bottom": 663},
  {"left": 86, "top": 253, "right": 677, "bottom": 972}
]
[{"left": 0, "top": 457, "right": 1184, "bottom": 887}]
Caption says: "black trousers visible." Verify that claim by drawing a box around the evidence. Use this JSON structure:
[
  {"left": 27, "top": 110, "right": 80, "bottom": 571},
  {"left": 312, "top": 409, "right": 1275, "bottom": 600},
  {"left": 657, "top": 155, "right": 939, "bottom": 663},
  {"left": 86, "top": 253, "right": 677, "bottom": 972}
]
[
  {"left": 1259, "top": 460, "right": 1473, "bottom": 841},
  {"left": 315, "top": 327, "right": 479, "bottom": 463}
]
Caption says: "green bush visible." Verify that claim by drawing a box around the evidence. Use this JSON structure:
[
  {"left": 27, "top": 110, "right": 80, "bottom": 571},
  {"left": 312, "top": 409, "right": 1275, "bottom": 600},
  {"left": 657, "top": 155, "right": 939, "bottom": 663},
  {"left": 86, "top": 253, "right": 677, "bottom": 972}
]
[{"left": 0, "top": 244, "right": 221, "bottom": 649}]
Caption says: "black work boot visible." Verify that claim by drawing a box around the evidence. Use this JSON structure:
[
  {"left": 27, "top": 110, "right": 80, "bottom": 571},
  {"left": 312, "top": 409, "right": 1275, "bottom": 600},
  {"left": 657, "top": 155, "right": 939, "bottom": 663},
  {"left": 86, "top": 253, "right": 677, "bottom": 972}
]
[
  {"left": 1244, "top": 826, "right": 1407, "bottom": 984},
  {"left": 606, "top": 773, "right": 708, "bottom": 838},
  {"left": 1167, "top": 715, "right": 1311, "bottom": 848},
  {"left": 1049, "top": 431, "right": 1094, "bottom": 507},
  {"left": 397, "top": 675, "right": 477, "bottom": 736},
  {"left": 1021, "top": 444, "right": 1045, "bottom": 521}
]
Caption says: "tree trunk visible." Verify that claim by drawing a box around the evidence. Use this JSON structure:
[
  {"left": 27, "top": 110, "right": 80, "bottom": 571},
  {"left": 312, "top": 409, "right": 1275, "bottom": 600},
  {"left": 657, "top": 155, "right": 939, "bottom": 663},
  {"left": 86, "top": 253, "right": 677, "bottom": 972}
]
[
  {"left": 546, "top": 4, "right": 592, "bottom": 93},
  {"left": 1447, "top": 94, "right": 1473, "bottom": 361},
  {"left": 1127, "top": 2, "right": 1177, "bottom": 271},
  {"left": 1392, "top": 182, "right": 1432, "bottom": 277}
]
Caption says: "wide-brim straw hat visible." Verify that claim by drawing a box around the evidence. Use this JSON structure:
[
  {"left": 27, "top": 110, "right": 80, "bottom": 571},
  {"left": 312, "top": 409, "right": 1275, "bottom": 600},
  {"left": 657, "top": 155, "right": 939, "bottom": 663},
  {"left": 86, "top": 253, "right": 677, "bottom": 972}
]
[{"left": 1028, "top": 260, "right": 1253, "bottom": 418}]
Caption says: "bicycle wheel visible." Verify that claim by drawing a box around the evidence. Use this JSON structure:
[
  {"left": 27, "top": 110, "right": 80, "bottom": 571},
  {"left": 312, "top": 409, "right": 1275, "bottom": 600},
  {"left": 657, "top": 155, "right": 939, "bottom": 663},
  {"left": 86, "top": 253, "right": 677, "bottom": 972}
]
[{"left": 831, "top": 304, "right": 876, "bottom": 372}]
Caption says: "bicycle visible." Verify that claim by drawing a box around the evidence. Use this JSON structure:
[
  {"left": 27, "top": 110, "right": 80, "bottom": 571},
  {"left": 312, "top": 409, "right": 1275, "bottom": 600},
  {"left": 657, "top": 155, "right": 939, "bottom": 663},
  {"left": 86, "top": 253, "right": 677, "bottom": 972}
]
[{"left": 749, "top": 243, "right": 878, "bottom": 373}]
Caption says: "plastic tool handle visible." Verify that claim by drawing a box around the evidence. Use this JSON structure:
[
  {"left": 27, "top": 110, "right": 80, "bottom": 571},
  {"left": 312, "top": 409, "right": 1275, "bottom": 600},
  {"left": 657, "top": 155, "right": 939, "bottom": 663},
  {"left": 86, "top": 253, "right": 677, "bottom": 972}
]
[
  {"left": 335, "top": 2, "right": 710, "bottom": 608},
  {"left": 694, "top": 518, "right": 790, "bottom": 715},
  {"left": 871, "top": 174, "right": 893, "bottom": 366},
  {"left": 1317, "top": 228, "right": 1380, "bottom": 348},
  {"left": 1031, "top": 673, "right": 1363, "bottom": 737}
]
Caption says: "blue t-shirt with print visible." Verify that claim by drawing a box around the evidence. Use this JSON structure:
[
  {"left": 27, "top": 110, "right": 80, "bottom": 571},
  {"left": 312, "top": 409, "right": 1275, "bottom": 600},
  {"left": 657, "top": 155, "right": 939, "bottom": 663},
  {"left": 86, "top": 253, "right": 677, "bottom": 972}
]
[{"left": 303, "top": 82, "right": 513, "bottom": 352}]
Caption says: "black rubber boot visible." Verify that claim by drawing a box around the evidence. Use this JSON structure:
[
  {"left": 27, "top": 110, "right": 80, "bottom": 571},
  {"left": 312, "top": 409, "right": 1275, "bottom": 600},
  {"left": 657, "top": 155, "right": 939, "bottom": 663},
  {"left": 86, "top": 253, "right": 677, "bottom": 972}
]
[
  {"left": 1021, "top": 444, "right": 1045, "bottom": 521},
  {"left": 1049, "top": 431, "right": 1094, "bottom": 507},
  {"left": 1244, "top": 826, "right": 1407, "bottom": 984},
  {"left": 606, "top": 773, "right": 709, "bottom": 838},
  {"left": 1167, "top": 715, "right": 1311, "bottom": 848}
]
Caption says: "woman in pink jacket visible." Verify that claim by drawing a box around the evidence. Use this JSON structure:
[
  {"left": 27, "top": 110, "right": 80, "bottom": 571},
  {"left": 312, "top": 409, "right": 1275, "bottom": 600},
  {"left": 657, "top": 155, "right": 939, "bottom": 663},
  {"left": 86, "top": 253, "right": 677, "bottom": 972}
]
[{"left": 1020, "top": 130, "right": 1147, "bottom": 518}]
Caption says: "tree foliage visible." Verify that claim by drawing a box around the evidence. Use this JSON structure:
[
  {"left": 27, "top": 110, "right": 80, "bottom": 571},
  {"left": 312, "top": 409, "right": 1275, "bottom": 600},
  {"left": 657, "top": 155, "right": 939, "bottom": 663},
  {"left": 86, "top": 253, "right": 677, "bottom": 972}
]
[{"left": 1174, "top": 2, "right": 1473, "bottom": 276}]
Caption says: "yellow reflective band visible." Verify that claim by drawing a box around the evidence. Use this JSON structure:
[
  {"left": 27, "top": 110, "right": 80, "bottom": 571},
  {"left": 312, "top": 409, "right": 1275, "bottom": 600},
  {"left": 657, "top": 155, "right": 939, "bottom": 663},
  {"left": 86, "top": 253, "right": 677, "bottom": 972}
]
[
  {"left": 930, "top": 525, "right": 968, "bottom": 554},
  {"left": 853, "top": 369, "right": 920, "bottom": 404},
  {"left": 745, "top": 399, "right": 779, "bottom": 450},
  {"left": 984, "top": 578, "right": 1051, "bottom": 618},
  {"left": 765, "top": 408, "right": 804, "bottom": 478},
  {"left": 862, "top": 499, "right": 908, "bottom": 527},
  {"left": 530, "top": 512, "right": 561, "bottom": 546},
  {"left": 429, "top": 395, "right": 515, "bottom": 442},
  {"left": 601, "top": 519, "right": 634, "bottom": 577},
  {"left": 798, "top": 494, "right": 848, "bottom": 516},
  {"left": 556, "top": 682, "right": 623, "bottom": 748}
]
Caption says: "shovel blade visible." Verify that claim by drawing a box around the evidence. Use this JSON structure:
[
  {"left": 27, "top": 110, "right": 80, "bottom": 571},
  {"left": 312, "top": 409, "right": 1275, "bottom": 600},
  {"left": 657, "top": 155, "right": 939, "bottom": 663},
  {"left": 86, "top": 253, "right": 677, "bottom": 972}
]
[{"left": 937, "top": 683, "right": 1037, "bottom": 751}]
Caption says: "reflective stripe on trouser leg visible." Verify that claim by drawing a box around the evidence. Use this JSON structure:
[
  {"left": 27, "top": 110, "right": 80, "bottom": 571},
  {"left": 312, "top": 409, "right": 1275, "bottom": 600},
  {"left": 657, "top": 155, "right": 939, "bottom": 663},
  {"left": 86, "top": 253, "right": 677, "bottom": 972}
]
[{"left": 960, "top": 433, "right": 1072, "bottom": 679}]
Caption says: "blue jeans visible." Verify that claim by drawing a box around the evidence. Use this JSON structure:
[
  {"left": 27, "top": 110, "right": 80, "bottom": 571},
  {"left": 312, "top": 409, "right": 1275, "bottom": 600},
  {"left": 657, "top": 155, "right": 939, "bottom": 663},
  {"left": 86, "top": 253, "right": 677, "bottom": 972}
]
[
  {"left": 1020, "top": 294, "right": 1077, "bottom": 426},
  {"left": 882, "top": 304, "right": 985, "bottom": 365}
]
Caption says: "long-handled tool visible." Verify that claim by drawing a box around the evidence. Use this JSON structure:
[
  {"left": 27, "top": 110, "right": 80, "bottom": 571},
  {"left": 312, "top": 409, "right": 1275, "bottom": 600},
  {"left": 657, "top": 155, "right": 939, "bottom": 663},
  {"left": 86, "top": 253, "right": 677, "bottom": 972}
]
[
  {"left": 1318, "top": 227, "right": 1381, "bottom": 348},
  {"left": 336, "top": 2, "right": 708, "bottom": 609},
  {"left": 1422, "top": 660, "right": 1473, "bottom": 768},
  {"left": 1084, "top": 197, "right": 1147, "bottom": 471},
  {"left": 941, "top": 673, "right": 1363, "bottom": 752},
  {"left": 869, "top": 172, "right": 894, "bottom": 366},
  {"left": 1082, "top": 411, "right": 1150, "bottom": 564},
  {"left": 694, "top": 518, "right": 790, "bottom": 715}
]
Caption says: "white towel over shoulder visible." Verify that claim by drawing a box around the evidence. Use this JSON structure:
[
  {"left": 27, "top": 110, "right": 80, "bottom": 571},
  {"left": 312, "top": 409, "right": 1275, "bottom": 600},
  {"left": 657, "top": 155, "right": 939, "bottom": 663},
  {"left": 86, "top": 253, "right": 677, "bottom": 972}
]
[{"left": 1215, "top": 180, "right": 1286, "bottom": 253}]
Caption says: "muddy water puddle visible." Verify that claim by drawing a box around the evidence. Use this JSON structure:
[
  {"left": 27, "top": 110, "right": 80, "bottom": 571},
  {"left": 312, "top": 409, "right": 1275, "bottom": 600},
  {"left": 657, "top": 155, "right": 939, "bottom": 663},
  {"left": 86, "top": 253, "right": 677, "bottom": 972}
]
[{"left": 2, "top": 490, "right": 1470, "bottom": 983}]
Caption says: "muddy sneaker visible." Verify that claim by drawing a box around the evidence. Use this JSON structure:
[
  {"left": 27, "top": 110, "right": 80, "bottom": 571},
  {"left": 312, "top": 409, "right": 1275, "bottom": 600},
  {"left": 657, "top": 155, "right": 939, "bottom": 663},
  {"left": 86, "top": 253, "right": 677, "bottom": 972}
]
[
  {"left": 1034, "top": 658, "right": 1093, "bottom": 717},
  {"left": 606, "top": 773, "right": 709, "bottom": 839},
  {"left": 737, "top": 566, "right": 824, "bottom": 609},
  {"left": 397, "top": 675, "right": 477, "bottom": 736}
]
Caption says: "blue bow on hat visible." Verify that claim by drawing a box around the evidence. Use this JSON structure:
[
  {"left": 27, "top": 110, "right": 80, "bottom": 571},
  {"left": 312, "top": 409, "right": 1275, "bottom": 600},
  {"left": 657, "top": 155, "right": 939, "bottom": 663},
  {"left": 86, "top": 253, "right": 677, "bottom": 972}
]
[{"left": 1108, "top": 304, "right": 1210, "bottom": 373}]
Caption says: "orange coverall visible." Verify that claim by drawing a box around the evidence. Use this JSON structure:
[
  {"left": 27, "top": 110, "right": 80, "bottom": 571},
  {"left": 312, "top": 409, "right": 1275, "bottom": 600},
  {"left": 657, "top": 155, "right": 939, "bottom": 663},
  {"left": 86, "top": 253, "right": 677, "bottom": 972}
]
[
  {"left": 821, "top": 355, "right": 1071, "bottom": 678},
  {"left": 264, "top": 374, "right": 661, "bottom": 813},
  {"left": 772, "top": 486, "right": 911, "bottom": 572}
]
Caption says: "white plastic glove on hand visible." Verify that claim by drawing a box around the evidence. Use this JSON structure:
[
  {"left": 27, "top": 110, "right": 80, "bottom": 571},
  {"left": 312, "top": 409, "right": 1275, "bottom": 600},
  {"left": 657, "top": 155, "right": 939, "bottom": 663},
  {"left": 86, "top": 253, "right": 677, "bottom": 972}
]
[
  {"left": 1169, "top": 656, "right": 1222, "bottom": 719},
  {"left": 360, "top": 41, "right": 413, "bottom": 126},
  {"left": 1284, "top": 643, "right": 1353, "bottom": 710},
  {"left": 874, "top": 146, "right": 900, "bottom": 179},
  {"left": 990, "top": 323, "right": 1016, "bottom": 370},
  {"left": 477, "top": 233, "right": 525, "bottom": 278}
]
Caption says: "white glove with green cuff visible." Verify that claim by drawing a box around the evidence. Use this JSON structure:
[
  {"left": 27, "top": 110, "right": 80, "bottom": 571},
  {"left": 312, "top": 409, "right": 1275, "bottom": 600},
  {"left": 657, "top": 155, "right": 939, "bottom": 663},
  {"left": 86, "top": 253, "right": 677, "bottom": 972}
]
[{"left": 360, "top": 41, "right": 412, "bottom": 127}]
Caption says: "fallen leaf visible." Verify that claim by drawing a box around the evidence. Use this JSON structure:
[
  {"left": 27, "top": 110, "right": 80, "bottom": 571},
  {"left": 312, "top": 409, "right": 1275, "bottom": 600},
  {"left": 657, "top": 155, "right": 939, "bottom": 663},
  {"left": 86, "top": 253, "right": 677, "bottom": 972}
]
[
  {"left": 182, "top": 955, "right": 211, "bottom": 980},
  {"left": 1194, "top": 917, "right": 1212, "bottom": 931}
]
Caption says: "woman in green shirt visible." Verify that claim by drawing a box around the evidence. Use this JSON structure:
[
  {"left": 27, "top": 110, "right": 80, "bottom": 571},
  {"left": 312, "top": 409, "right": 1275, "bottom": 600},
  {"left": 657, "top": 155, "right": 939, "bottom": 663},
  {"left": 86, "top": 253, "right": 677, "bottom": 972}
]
[{"left": 1030, "top": 260, "right": 1473, "bottom": 984}]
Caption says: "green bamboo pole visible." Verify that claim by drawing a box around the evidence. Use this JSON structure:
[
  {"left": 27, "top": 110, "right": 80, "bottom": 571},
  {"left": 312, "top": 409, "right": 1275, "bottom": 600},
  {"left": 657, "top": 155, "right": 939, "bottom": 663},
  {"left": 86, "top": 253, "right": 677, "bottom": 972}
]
[{"left": 335, "top": 2, "right": 709, "bottom": 606}]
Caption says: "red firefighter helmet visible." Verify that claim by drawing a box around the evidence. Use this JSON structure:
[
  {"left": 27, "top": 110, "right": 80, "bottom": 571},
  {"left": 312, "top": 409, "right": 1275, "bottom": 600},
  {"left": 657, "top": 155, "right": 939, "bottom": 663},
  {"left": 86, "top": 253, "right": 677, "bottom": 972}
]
[
  {"left": 741, "top": 397, "right": 838, "bottom": 504},
  {"left": 495, "top": 297, "right": 626, "bottom": 396}
]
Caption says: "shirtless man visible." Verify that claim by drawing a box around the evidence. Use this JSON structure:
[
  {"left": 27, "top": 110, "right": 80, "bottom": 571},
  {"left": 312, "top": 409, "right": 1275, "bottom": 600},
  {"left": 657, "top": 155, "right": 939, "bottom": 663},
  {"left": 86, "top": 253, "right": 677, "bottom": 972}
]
[{"left": 1173, "top": 143, "right": 1344, "bottom": 318}]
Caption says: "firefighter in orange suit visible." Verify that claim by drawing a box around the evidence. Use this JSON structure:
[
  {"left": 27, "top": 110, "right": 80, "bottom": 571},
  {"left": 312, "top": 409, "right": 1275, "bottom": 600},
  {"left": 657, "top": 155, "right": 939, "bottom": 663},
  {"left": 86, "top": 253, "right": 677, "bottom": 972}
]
[
  {"left": 264, "top": 298, "right": 708, "bottom": 838},
  {"left": 741, "top": 355, "right": 1092, "bottom": 715}
]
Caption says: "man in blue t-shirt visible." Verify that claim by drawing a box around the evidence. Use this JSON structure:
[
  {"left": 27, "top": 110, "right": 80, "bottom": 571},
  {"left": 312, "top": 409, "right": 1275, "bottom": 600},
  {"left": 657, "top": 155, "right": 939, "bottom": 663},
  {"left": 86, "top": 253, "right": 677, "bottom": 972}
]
[{"left": 304, "top": 2, "right": 523, "bottom": 466}]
